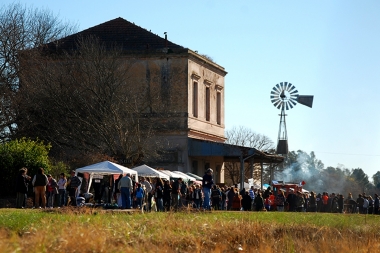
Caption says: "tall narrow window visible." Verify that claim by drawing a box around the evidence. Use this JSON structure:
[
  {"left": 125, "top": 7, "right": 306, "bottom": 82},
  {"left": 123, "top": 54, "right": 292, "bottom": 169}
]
[
  {"left": 193, "top": 81, "right": 198, "bottom": 117},
  {"left": 205, "top": 87, "right": 210, "bottom": 121},
  {"left": 216, "top": 91, "right": 221, "bottom": 125}
]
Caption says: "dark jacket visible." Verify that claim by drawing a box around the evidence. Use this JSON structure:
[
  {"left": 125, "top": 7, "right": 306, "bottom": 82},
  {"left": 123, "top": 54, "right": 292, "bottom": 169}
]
[
  {"left": 255, "top": 195, "right": 264, "bottom": 210},
  {"left": 69, "top": 176, "right": 81, "bottom": 188},
  {"left": 171, "top": 180, "right": 181, "bottom": 194},
  {"left": 16, "top": 174, "right": 28, "bottom": 193},
  {"left": 202, "top": 174, "right": 213, "bottom": 188},
  {"left": 33, "top": 174, "right": 48, "bottom": 187}
]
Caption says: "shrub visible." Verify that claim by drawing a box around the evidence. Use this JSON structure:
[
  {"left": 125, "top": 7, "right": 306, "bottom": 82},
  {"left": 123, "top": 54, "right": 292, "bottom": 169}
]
[{"left": 0, "top": 138, "right": 51, "bottom": 197}]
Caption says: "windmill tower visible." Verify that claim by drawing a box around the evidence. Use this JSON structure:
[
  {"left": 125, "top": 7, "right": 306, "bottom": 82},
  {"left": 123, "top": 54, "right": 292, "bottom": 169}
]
[{"left": 270, "top": 82, "right": 314, "bottom": 155}]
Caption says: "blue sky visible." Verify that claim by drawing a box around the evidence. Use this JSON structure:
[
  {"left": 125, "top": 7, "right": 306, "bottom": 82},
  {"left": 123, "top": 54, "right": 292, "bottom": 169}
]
[{"left": 4, "top": 1, "right": 380, "bottom": 179}]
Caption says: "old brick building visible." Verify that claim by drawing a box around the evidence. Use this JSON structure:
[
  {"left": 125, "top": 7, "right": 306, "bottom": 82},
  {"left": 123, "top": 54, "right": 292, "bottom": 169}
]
[{"left": 40, "top": 18, "right": 282, "bottom": 184}]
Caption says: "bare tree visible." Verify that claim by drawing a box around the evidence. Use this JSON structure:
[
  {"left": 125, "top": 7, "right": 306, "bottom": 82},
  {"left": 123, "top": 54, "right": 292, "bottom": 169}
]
[
  {"left": 18, "top": 37, "right": 166, "bottom": 166},
  {"left": 0, "top": 2, "right": 77, "bottom": 141},
  {"left": 224, "top": 126, "right": 275, "bottom": 185}
]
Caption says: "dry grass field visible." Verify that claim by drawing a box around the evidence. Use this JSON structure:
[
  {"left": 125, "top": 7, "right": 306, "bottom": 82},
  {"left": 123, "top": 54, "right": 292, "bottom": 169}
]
[{"left": 1, "top": 208, "right": 380, "bottom": 253}]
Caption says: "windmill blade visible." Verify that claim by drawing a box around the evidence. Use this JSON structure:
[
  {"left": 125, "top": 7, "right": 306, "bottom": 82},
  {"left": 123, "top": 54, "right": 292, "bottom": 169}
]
[
  {"left": 272, "top": 86, "right": 281, "bottom": 93},
  {"left": 271, "top": 90, "right": 280, "bottom": 96},
  {"left": 271, "top": 99, "right": 281, "bottom": 106},
  {"left": 276, "top": 101, "right": 283, "bottom": 109},
  {"left": 275, "top": 83, "right": 281, "bottom": 91},
  {"left": 289, "top": 98, "right": 297, "bottom": 106},
  {"left": 284, "top": 82, "right": 291, "bottom": 91},
  {"left": 288, "top": 85, "right": 296, "bottom": 92},
  {"left": 273, "top": 100, "right": 282, "bottom": 108},
  {"left": 297, "top": 95, "right": 314, "bottom": 108},
  {"left": 285, "top": 101, "right": 289, "bottom": 110}
]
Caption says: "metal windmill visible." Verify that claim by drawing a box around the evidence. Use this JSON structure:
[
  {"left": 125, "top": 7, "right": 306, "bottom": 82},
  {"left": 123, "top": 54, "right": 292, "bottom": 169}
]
[{"left": 270, "top": 82, "right": 314, "bottom": 155}]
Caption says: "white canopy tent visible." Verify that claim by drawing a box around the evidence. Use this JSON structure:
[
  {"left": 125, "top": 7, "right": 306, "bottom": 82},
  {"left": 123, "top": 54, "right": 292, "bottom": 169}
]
[
  {"left": 173, "top": 171, "right": 196, "bottom": 182},
  {"left": 186, "top": 172, "right": 203, "bottom": 181},
  {"left": 75, "top": 161, "right": 138, "bottom": 193},
  {"left": 237, "top": 182, "right": 251, "bottom": 190},
  {"left": 130, "top": 164, "right": 170, "bottom": 181},
  {"left": 160, "top": 170, "right": 187, "bottom": 181}
]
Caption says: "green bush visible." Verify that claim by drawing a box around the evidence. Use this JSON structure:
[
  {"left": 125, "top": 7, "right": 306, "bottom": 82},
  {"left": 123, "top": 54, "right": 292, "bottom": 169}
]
[{"left": 0, "top": 138, "right": 51, "bottom": 197}]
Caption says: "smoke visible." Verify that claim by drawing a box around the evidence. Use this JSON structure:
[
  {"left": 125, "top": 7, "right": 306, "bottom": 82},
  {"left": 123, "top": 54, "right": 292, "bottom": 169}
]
[{"left": 276, "top": 152, "right": 351, "bottom": 195}]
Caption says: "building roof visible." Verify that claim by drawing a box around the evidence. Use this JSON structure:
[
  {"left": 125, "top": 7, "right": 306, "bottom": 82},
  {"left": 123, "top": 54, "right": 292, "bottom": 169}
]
[
  {"left": 45, "top": 17, "right": 186, "bottom": 53},
  {"left": 188, "top": 138, "right": 284, "bottom": 164}
]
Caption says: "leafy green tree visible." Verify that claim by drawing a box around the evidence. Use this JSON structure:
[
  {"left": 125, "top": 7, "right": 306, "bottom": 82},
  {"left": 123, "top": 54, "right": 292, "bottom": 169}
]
[
  {"left": 350, "top": 168, "right": 373, "bottom": 195},
  {"left": 0, "top": 138, "right": 51, "bottom": 196},
  {"left": 373, "top": 171, "right": 380, "bottom": 189}
]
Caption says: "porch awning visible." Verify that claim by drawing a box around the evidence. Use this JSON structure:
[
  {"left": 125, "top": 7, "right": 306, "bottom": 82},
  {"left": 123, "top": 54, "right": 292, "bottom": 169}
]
[{"left": 188, "top": 138, "right": 284, "bottom": 164}]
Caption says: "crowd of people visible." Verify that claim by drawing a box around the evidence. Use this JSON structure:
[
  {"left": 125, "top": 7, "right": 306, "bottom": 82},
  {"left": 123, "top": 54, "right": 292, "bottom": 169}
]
[
  {"left": 14, "top": 166, "right": 380, "bottom": 214},
  {"left": 15, "top": 167, "right": 82, "bottom": 209}
]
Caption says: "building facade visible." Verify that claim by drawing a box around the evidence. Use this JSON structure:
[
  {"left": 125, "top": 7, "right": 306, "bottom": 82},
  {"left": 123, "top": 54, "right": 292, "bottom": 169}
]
[{"left": 39, "top": 17, "right": 282, "bottom": 184}]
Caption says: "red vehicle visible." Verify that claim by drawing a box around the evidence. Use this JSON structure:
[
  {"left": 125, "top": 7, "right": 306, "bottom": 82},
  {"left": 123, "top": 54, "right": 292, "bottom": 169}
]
[
  {"left": 270, "top": 180, "right": 306, "bottom": 197},
  {"left": 269, "top": 180, "right": 307, "bottom": 211}
]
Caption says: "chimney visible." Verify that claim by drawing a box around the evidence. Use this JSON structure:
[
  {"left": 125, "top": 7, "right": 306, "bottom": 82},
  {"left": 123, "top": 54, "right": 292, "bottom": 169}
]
[{"left": 164, "top": 32, "right": 167, "bottom": 48}]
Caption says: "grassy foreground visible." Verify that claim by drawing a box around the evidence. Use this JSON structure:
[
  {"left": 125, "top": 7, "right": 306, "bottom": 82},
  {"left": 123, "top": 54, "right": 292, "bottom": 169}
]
[{"left": 1, "top": 208, "right": 380, "bottom": 253}]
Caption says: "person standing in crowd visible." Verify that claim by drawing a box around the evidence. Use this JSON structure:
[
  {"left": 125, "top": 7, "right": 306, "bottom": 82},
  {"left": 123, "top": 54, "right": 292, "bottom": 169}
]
[
  {"left": 275, "top": 190, "right": 286, "bottom": 212},
  {"left": 186, "top": 185, "right": 194, "bottom": 208},
  {"left": 118, "top": 173, "right": 133, "bottom": 209},
  {"left": 57, "top": 173, "right": 67, "bottom": 207},
  {"left": 249, "top": 186, "right": 255, "bottom": 211},
  {"left": 362, "top": 196, "right": 369, "bottom": 214},
  {"left": 296, "top": 191, "right": 305, "bottom": 212},
  {"left": 202, "top": 168, "right": 214, "bottom": 211},
  {"left": 135, "top": 183, "right": 145, "bottom": 209},
  {"left": 308, "top": 191, "right": 317, "bottom": 212},
  {"left": 171, "top": 178, "right": 182, "bottom": 210},
  {"left": 140, "top": 177, "right": 152, "bottom": 211},
  {"left": 286, "top": 189, "right": 297, "bottom": 212},
  {"left": 322, "top": 192, "right": 329, "bottom": 212},
  {"left": 154, "top": 177, "right": 164, "bottom": 212},
  {"left": 180, "top": 181, "right": 188, "bottom": 207},
  {"left": 32, "top": 167, "right": 48, "bottom": 209},
  {"left": 264, "top": 192, "right": 272, "bottom": 211},
  {"left": 338, "top": 194, "right": 344, "bottom": 213},
  {"left": 67, "top": 170, "right": 81, "bottom": 206},
  {"left": 163, "top": 179, "right": 172, "bottom": 211},
  {"left": 254, "top": 192, "right": 265, "bottom": 211},
  {"left": 23, "top": 168, "right": 32, "bottom": 208},
  {"left": 192, "top": 184, "right": 202, "bottom": 209},
  {"left": 227, "top": 187, "right": 236, "bottom": 210},
  {"left": 316, "top": 193, "right": 322, "bottom": 212},
  {"left": 46, "top": 174, "right": 58, "bottom": 208},
  {"left": 374, "top": 194, "right": 379, "bottom": 214},
  {"left": 211, "top": 185, "right": 221, "bottom": 210},
  {"left": 15, "top": 168, "right": 28, "bottom": 208},
  {"left": 231, "top": 189, "right": 242, "bottom": 211},
  {"left": 242, "top": 191, "right": 252, "bottom": 211},
  {"left": 221, "top": 187, "right": 227, "bottom": 210},
  {"left": 368, "top": 195, "right": 374, "bottom": 214},
  {"left": 357, "top": 194, "right": 364, "bottom": 214},
  {"left": 114, "top": 174, "right": 123, "bottom": 207}
]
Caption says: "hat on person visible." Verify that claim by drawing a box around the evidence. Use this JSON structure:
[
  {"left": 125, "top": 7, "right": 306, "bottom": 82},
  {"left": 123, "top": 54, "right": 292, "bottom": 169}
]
[
  {"left": 47, "top": 174, "right": 51, "bottom": 177},
  {"left": 206, "top": 168, "right": 213, "bottom": 173}
]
